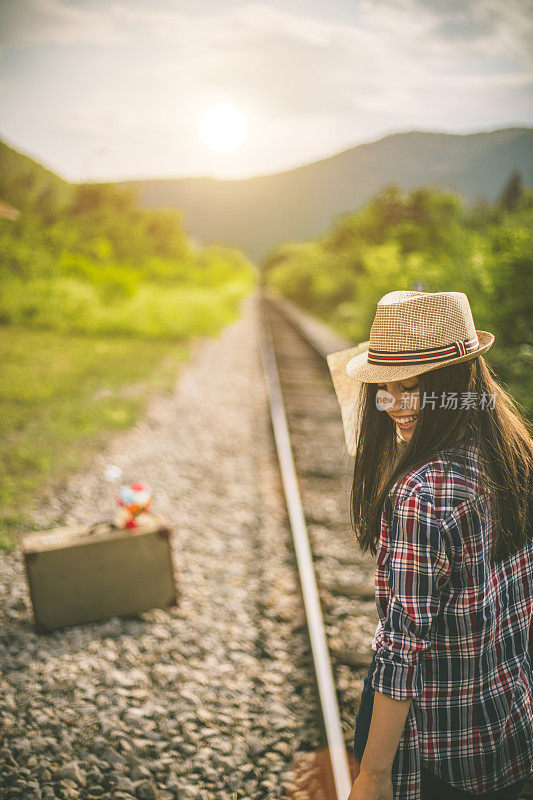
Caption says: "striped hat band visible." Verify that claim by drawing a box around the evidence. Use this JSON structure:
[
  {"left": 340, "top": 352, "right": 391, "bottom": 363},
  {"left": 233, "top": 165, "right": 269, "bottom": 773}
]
[{"left": 367, "top": 334, "right": 479, "bottom": 366}]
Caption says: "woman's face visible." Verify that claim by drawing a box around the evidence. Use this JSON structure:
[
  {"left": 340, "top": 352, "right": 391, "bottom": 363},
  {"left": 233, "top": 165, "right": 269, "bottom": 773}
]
[{"left": 375, "top": 377, "right": 420, "bottom": 442}]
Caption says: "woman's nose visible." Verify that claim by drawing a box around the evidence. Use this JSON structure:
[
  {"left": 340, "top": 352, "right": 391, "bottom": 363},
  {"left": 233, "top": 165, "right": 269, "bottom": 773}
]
[{"left": 388, "top": 389, "right": 404, "bottom": 411}]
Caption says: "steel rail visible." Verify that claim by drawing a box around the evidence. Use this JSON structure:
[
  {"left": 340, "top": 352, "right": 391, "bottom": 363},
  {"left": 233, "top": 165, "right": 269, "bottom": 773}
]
[
  {"left": 261, "top": 290, "right": 352, "bottom": 358},
  {"left": 257, "top": 295, "right": 352, "bottom": 800}
]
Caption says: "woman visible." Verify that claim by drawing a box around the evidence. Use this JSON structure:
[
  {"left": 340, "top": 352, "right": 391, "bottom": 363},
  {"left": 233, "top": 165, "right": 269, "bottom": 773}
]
[{"left": 328, "top": 291, "right": 533, "bottom": 800}]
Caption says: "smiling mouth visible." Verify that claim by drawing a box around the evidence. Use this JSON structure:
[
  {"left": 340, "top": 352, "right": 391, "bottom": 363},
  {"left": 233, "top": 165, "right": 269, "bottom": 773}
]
[{"left": 392, "top": 414, "right": 418, "bottom": 429}]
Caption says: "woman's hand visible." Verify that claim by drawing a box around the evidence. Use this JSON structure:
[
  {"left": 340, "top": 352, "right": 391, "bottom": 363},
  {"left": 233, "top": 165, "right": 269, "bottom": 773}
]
[{"left": 347, "top": 767, "right": 394, "bottom": 800}]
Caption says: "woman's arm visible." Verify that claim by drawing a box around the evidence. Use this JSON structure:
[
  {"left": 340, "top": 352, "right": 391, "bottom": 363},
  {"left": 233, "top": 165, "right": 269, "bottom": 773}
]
[
  {"left": 348, "top": 690, "right": 412, "bottom": 799},
  {"left": 347, "top": 489, "right": 451, "bottom": 799},
  {"left": 361, "top": 690, "right": 412, "bottom": 776}
]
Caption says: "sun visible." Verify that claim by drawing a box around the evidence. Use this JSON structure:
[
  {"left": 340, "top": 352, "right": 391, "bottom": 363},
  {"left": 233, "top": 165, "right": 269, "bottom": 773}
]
[{"left": 200, "top": 103, "right": 247, "bottom": 153}]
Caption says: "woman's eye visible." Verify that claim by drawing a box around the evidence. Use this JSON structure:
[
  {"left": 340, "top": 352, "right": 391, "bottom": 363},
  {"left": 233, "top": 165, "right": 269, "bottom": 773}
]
[{"left": 376, "top": 383, "right": 418, "bottom": 391}]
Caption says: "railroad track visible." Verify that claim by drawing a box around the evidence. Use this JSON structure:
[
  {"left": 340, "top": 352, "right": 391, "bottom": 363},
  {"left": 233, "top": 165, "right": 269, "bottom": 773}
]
[
  {"left": 258, "top": 291, "right": 533, "bottom": 800},
  {"left": 258, "top": 292, "right": 379, "bottom": 800}
]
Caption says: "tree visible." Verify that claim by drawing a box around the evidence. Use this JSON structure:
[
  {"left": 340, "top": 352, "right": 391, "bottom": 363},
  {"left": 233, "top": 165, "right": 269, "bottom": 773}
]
[{"left": 498, "top": 170, "right": 524, "bottom": 212}]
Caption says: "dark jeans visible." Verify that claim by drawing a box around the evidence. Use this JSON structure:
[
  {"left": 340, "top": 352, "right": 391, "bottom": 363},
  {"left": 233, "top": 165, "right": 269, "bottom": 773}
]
[{"left": 352, "top": 651, "right": 529, "bottom": 799}]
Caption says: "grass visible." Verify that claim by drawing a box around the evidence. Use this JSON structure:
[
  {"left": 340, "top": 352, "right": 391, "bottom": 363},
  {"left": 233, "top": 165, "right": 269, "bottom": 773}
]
[{"left": 0, "top": 325, "right": 193, "bottom": 551}]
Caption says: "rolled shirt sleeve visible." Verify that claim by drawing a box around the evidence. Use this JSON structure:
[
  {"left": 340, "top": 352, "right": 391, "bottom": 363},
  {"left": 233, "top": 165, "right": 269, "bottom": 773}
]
[{"left": 372, "top": 489, "right": 452, "bottom": 700}]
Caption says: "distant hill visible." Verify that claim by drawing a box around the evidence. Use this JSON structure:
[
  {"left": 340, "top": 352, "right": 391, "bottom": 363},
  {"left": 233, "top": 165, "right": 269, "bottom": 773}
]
[
  {"left": 1, "top": 128, "right": 531, "bottom": 262},
  {"left": 117, "top": 128, "right": 533, "bottom": 261}
]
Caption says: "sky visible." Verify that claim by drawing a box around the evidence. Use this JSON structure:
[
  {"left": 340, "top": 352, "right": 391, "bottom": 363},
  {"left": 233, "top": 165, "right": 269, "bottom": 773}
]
[{"left": 0, "top": 0, "right": 532, "bottom": 182}]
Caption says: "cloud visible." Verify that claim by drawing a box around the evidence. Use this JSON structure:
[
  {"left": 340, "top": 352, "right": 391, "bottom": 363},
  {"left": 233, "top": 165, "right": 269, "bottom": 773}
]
[
  {"left": 2, "top": 0, "right": 532, "bottom": 73},
  {"left": 0, "top": 0, "right": 126, "bottom": 46},
  {"left": 158, "top": 0, "right": 533, "bottom": 121},
  {"left": 378, "top": 0, "right": 533, "bottom": 62},
  {"left": 0, "top": 0, "right": 531, "bottom": 181}
]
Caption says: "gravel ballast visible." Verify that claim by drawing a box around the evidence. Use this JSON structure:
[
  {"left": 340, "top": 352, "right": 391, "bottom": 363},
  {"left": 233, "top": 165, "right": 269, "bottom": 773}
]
[{"left": 0, "top": 296, "right": 325, "bottom": 800}]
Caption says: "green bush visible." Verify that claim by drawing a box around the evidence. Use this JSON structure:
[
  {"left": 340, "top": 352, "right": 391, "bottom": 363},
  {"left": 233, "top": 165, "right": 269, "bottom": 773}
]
[{"left": 0, "top": 180, "right": 256, "bottom": 340}]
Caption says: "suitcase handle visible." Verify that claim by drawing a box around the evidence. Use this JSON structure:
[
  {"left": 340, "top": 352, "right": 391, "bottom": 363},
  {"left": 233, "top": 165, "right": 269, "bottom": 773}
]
[
  {"left": 86, "top": 513, "right": 161, "bottom": 536},
  {"left": 87, "top": 520, "right": 121, "bottom": 535}
]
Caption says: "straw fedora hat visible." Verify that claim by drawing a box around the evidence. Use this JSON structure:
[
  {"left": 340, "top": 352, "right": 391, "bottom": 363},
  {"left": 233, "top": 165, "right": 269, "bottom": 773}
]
[{"left": 326, "top": 290, "right": 494, "bottom": 455}]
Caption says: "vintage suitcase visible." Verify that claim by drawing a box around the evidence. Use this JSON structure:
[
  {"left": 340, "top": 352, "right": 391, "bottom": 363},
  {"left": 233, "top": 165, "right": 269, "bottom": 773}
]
[{"left": 21, "top": 514, "right": 178, "bottom": 632}]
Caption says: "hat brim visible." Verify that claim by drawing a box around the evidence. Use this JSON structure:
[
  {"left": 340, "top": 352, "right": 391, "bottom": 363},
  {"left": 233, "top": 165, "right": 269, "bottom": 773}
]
[{"left": 344, "top": 330, "right": 494, "bottom": 383}]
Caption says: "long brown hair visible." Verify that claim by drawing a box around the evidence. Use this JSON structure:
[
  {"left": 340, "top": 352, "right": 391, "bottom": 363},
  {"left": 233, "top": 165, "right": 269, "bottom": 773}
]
[{"left": 350, "top": 356, "right": 533, "bottom": 563}]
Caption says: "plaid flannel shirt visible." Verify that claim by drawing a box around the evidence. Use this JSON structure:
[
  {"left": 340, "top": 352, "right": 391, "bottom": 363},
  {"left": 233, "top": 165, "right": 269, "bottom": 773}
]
[{"left": 371, "top": 443, "right": 533, "bottom": 799}]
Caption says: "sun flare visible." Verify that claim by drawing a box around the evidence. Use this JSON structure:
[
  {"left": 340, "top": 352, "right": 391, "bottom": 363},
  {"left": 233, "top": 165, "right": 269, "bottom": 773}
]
[{"left": 200, "top": 103, "right": 247, "bottom": 153}]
